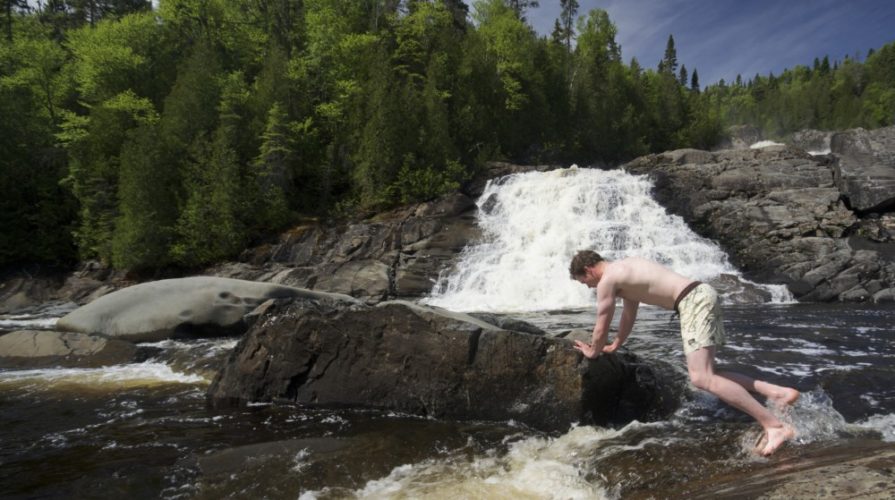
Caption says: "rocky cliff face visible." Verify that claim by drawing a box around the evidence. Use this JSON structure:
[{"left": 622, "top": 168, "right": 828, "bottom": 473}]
[
  {"left": 206, "top": 192, "right": 480, "bottom": 303},
  {"left": 624, "top": 129, "right": 895, "bottom": 302},
  {"left": 208, "top": 297, "right": 682, "bottom": 431}
]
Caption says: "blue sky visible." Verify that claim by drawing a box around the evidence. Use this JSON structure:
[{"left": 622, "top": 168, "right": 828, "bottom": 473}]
[{"left": 526, "top": 0, "right": 895, "bottom": 85}]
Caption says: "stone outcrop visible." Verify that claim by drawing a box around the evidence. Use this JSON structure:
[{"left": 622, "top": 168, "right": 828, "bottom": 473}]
[
  {"left": 208, "top": 298, "right": 682, "bottom": 431},
  {"left": 0, "top": 271, "right": 65, "bottom": 314},
  {"left": 831, "top": 127, "right": 895, "bottom": 213},
  {"left": 0, "top": 330, "right": 137, "bottom": 368},
  {"left": 716, "top": 124, "right": 763, "bottom": 150},
  {"left": 56, "top": 277, "right": 359, "bottom": 342},
  {"left": 787, "top": 128, "right": 833, "bottom": 154},
  {"left": 624, "top": 144, "right": 895, "bottom": 302},
  {"left": 207, "top": 192, "right": 481, "bottom": 303}
]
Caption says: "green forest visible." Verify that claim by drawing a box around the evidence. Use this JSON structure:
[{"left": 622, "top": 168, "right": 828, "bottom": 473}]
[{"left": 2, "top": 0, "right": 894, "bottom": 271}]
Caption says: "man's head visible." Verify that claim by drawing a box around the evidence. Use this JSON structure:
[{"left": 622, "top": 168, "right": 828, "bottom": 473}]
[{"left": 569, "top": 250, "right": 604, "bottom": 286}]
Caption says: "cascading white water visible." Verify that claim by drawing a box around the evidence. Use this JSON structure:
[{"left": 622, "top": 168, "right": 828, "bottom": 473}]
[{"left": 423, "top": 166, "right": 791, "bottom": 312}]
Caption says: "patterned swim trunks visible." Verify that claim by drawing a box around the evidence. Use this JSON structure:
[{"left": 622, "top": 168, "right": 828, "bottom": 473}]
[{"left": 677, "top": 283, "right": 726, "bottom": 354}]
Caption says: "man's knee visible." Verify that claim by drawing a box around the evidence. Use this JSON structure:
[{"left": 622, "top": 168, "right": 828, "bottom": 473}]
[{"left": 689, "top": 371, "right": 712, "bottom": 391}]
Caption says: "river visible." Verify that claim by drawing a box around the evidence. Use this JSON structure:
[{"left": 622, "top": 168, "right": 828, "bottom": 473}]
[{"left": 2, "top": 168, "right": 893, "bottom": 498}]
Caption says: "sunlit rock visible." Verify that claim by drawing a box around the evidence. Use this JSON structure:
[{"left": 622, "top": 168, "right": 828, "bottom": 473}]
[
  {"left": 0, "top": 330, "right": 137, "bottom": 368},
  {"left": 56, "top": 277, "right": 358, "bottom": 342}
]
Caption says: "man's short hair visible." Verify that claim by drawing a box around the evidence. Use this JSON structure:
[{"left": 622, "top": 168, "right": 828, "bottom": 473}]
[{"left": 569, "top": 250, "right": 604, "bottom": 279}]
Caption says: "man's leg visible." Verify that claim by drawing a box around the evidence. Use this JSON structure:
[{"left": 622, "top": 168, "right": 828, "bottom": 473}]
[
  {"left": 715, "top": 370, "right": 800, "bottom": 408},
  {"left": 686, "top": 347, "right": 794, "bottom": 456}
]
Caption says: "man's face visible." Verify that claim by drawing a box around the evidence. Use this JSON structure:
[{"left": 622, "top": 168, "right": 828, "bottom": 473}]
[{"left": 574, "top": 267, "right": 599, "bottom": 289}]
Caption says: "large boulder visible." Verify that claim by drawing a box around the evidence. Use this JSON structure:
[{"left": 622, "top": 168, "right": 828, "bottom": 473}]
[
  {"left": 56, "top": 277, "right": 358, "bottom": 342},
  {"left": 624, "top": 145, "right": 895, "bottom": 301},
  {"left": 831, "top": 127, "right": 895, "bottom": 213},
  {"left": 0, "top": 330, "right": 137, "bottom": 368},
  {"left": 208, "top": 298, "right": 682, "bottom": 431}
]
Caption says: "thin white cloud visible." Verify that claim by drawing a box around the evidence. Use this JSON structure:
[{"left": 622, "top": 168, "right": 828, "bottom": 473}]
[{"left": 527, "top": 0, "right": 895, "bottom": 85}]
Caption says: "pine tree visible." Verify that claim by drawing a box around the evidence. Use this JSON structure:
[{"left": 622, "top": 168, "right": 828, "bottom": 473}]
[
  {"left": 251, "top": 102, "right": 292, "bottom": 231},
  {"left": 559, "top": 0, "right": 578, "bottom": 53},
  {"left": 505, "top": 0, "right": 539, "bottom": 21},
  {"left": 660, "top": 34, "right": 678, "bottom": 74},
  {"left": 690, "top": 68, "right": 700, "bottom": 92}
]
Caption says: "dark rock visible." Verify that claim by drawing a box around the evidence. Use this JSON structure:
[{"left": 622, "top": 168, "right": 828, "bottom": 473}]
[
  {"left": 208, "top": 192, "right": 480, "bottom": 302},
  {"left": 0, "top": 270, "right": 65, "bottom": 314},
  {"left": 207, "top": 298, "right": 681, "bottom": 431},
  {"left": 468, "top": 312, "right": 547, "bottom": 336},
  {"left": 831, "top": 127, "right": 895, "bottom": 213},
  {"left": 0, "top": 330, "right": 137, "bottom": 368}
]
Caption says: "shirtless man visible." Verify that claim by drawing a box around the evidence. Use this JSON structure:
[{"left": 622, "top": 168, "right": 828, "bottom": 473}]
[{"left": 568, "top": 250, "right": 799, "bottom": 456}]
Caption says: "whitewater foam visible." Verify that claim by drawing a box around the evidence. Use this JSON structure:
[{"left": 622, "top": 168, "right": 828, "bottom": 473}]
[
  {"left": 424, "top": 166, "right": 792, "bottom": 312},
  {"left": 750, "top": 140, "right": 785, "bottom": 149},
  {"left": 0, "top": 362, "right": 208, "bottom": 389},
  {"left": 302, "top": 425, "right": 618, "bottom": 500}
]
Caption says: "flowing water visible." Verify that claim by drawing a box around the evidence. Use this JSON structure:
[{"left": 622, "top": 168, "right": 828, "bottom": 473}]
[{"left": 2, "top": 168, "right": 894, "bottom": 498}]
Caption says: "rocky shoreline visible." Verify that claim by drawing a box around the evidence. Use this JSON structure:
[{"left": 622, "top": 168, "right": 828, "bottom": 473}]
[
  {"left": 4, "top": 127, "right": 895, "bottom": 312},
  {"left": 625, "top": 126, "right": 895, "bottom": 302}
]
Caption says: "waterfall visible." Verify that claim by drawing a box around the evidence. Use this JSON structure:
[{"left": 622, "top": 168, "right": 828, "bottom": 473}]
[{"left": 423, "top": 166, "right": 792, "bottom": 312}]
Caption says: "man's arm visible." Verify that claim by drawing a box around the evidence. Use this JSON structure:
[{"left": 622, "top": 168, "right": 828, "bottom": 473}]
[
  {"left": 574, "top": 286, "right": 616, "bottom": 358},
  {"left": 603, "top": 298, "right": 639, "bottom": 353}
]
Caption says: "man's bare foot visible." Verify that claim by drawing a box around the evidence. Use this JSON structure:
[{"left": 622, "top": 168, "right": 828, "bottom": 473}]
[
  {"left": 759, "top": 424, "right": 795, "bottom": 456},
  {"left": 770, "top": 388, "right": 800, "bottom": 409}
]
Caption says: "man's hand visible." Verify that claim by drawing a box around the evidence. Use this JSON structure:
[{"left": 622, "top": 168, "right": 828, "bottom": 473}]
[
  {"left": 602, "top": 340, "right": 620, "bottom": 353},
  {"left": 573, "top": 340, "right": 600, "bottom": 359}
]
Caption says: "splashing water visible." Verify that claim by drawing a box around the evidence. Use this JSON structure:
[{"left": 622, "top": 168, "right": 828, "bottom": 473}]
[
  {"left": 301, "top": 425, "right": 616, "bottom": 500},
  {"left": 781, "top": 389, "right": 849, "bottom": 444},
  {"left": 424, "top": 166, "right": 790, "bottom": 312}
]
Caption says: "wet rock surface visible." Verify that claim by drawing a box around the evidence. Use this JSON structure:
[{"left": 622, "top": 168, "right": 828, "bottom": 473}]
[
  {"left": 684, "top": 441, "right": 895, "bottom": 499},
  {"left": 208, "top": 297, "right": 682, "bottom": 431},
  {"left": 0, "top": 330, "right": 138, "bottom": 368}
]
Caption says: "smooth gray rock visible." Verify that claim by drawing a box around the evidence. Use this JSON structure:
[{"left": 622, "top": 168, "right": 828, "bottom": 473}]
[
  {"left": 0, "top": 330, "right": 137, "bottom": 368},
  {"left": 56, "top": 277, "right": 358, "bottom": 342}
]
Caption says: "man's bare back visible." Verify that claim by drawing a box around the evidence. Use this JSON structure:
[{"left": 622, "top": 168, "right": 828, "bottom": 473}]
[{"left": 595, "top": 257, "right": 694, "bottom": 310}]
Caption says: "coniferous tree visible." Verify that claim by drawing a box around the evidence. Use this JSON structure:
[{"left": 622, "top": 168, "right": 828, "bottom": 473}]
[
  {"left": 505, "top": 0, "right": 538, "bottom": 21},
  {"left": 559, "top": 0, "right": 578, "bottom": 53},
  {"left": 659, "top": 34, "right": 678, "bottom": 74},
  {"left": 4, "top": 0, "right": 28, "bottom": 41}
]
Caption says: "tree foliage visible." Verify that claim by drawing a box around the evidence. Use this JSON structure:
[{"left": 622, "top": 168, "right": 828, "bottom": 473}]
[{"left": 2, "top": 1, "right": 894, "bottom": 270}]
